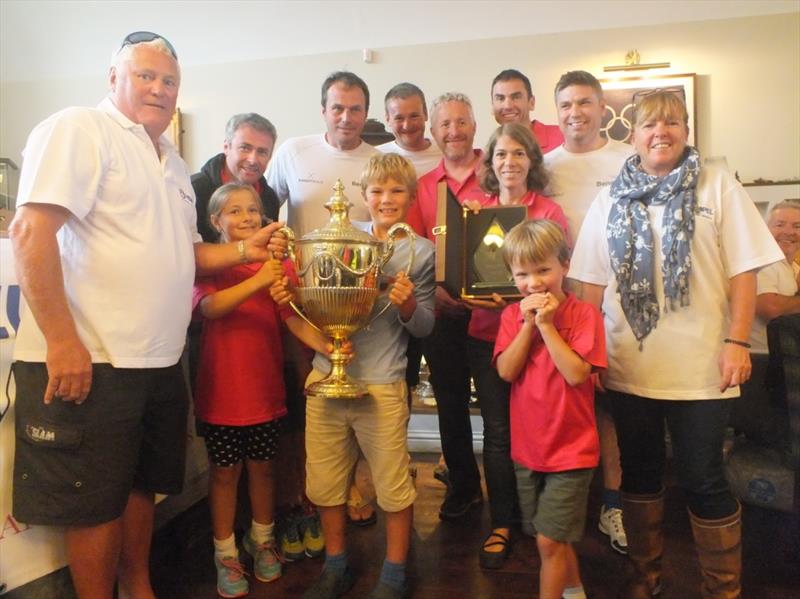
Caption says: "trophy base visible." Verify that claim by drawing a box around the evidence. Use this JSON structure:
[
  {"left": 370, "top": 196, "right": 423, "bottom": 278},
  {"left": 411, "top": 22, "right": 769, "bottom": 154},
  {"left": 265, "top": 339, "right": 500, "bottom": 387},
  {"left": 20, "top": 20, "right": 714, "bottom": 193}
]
[{"left": 306, "top": 373, "right": 369, "bottom": 399}]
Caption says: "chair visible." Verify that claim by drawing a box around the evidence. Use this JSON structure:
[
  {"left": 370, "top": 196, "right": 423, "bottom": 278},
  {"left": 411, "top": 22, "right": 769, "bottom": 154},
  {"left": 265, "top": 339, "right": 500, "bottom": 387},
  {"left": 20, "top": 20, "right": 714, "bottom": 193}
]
[{"left": 725, "top": 314, "right": 800, "bottom": 514}]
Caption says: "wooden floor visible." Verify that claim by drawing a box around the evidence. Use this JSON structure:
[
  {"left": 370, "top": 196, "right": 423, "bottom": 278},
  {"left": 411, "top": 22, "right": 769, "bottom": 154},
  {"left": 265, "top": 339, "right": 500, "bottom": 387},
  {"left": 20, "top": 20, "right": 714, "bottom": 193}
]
[{"left": 150, "top": 453, "right": 799, "bottom": 598}]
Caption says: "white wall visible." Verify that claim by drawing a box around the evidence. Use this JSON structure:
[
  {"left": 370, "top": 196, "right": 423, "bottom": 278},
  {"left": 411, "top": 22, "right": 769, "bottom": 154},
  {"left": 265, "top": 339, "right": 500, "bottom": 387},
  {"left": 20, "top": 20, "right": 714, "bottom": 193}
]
[{"left": 1, "top": 12, "right": 798, "bottom": 183}]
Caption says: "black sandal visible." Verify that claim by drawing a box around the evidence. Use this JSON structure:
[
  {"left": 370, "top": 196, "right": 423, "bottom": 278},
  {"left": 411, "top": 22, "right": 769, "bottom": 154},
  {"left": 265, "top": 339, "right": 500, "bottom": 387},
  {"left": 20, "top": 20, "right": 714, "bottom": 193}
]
[{"left": 479, "top": 530, "right": 511, "bottom": 569}]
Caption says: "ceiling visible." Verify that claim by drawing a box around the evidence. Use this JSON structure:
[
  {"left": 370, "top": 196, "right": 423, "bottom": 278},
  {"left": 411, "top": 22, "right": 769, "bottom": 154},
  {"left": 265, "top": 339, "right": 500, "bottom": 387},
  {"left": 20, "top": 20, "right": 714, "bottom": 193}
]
[{"left": 1, "top": 0, "right": 797, "bottom": 83}]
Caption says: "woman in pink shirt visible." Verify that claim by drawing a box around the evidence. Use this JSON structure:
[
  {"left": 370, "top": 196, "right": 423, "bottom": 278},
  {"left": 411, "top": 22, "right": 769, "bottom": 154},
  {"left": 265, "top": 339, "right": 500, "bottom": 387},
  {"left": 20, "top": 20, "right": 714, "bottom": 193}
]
[{"left": 465, "top": 123, "right": 569, "bottom": 569}]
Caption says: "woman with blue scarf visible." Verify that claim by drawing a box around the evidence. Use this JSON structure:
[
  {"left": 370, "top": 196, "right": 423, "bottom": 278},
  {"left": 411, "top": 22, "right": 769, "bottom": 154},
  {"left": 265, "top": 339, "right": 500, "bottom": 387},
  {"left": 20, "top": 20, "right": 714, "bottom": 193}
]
[{"left": 569, "top": 91, "right": 782, "bottom": 599}]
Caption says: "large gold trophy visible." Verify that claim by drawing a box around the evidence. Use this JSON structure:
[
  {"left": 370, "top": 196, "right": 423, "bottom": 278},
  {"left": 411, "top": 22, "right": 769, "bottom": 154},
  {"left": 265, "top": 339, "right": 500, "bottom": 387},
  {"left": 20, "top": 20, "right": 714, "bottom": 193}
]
[{"left": 281, "top": 180, "right": 415, "bottom": 399}]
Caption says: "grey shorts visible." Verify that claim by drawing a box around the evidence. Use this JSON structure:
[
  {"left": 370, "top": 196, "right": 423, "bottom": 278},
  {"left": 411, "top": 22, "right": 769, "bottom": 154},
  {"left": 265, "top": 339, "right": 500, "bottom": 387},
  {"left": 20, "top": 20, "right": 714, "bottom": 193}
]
[
  {"left": 515, "top": 464, "right": 594, "bottom": 543},
  {"left": 12, "top": 361, "right": 188, "bottom": 527}
]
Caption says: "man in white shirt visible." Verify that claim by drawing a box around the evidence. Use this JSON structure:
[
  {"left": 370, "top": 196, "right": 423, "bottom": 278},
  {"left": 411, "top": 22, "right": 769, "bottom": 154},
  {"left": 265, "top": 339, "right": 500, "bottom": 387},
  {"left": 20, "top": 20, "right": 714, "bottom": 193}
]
[
  {"left": 268, "top": 71, "right": 378, "bottom": 235},
  {"left": 544, "top": 70, "right": 632, "bottom": 555},
  {"left": 734, "top": 200, "right": 800, "bottom": 445},
  {"left": 544, "top": 70, "right": 633, "bottom": 243},
  {"left": 10, "top": 32, "right": 284, "bottom": 599},
  {"left": 377, "top": 82, "right": 441, "bottom": 177}
]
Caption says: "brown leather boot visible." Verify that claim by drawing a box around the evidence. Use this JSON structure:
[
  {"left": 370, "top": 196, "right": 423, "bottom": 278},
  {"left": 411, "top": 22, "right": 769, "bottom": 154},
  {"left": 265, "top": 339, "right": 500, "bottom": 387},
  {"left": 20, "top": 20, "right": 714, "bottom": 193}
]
[
  {"left": 618, "top": 489, "right": 664, "bottom": 599},
  {"left": 689, "top": 503, "right": 742, "bottom": 599}
]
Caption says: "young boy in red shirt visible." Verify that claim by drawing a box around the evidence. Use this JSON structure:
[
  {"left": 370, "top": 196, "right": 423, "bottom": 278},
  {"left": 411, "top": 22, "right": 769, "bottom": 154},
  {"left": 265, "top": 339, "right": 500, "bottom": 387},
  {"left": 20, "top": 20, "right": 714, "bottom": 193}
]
[{"left": 493, "top": 219, "right": 606, "bottom": 599}]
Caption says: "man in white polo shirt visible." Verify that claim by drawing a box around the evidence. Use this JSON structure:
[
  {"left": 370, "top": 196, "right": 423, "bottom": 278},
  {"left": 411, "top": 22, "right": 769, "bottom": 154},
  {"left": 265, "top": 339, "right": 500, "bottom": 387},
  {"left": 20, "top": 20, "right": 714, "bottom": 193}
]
[
  {"left": 544, "top": 70, "right": 633, "bottom": 556},
  {"left": 378, "top": 82, "right": 441, "bottom": 177},
  {"left": 9, "top": 32, "right": 284, "bottom": 599},
  {"left": 268, "top": 71, "right": 378, "bottom": 235}
]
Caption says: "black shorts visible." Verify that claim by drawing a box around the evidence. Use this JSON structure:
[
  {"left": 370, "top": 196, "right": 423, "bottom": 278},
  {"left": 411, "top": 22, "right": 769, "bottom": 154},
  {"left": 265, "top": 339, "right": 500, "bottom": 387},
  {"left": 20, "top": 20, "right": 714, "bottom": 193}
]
[
  {"left": 198, "top": 420, "right": 282, "bottom": 467},
  {"left": 12, "top": 361, "right": 188, "bottom": 527}
]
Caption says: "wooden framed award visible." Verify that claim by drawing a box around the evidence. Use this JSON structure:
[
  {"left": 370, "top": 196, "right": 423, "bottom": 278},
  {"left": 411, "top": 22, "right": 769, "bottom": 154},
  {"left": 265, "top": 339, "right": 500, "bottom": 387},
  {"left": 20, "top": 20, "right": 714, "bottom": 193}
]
[{"left": 433, "top": 182, "right": 526, "bottom": 299}]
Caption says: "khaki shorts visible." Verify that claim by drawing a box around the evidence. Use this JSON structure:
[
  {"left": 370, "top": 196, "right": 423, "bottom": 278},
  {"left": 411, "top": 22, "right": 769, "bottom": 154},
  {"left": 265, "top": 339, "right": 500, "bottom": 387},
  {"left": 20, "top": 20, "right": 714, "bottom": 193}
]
[
  {"left": 13, "top": 361, "right": 188, "bottom": 526},
  {"left": 304, "top": 370, "right": 416, "bottom": 512},
  {"left": 515, "top": 465, "right": 594, "bottom": 543}
]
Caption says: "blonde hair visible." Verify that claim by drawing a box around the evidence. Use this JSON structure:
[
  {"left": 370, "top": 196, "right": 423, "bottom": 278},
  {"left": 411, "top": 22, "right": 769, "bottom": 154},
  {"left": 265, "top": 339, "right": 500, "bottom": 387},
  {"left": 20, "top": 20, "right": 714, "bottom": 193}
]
[
  {"left": 207, "top": 183, "right": 263, "bottom": 242},
  {"left": 502, "top": 219, "right": 570, "bottom": 267},
  {"left": 360, "top": 153, "right": 418, "bottom": 197},
  {"left": 633, "top": 90, "right": 689, "bottom": 128}
]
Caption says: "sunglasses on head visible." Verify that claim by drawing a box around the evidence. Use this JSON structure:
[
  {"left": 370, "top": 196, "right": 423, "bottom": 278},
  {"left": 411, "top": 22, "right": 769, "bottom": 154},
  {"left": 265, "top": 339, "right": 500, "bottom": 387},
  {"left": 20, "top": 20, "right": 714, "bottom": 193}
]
[
  {"left": 632, "top": 86, "right": 685, "bottom": 103},
  {"left": 119, "top": 31, "right": 177, "bottom": 59}
]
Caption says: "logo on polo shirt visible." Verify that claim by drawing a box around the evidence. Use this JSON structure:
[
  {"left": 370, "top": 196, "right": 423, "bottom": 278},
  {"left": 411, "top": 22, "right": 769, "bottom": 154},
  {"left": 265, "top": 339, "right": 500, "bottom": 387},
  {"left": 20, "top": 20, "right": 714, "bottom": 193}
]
[
  {"left": 179, "top": 188, "right": 194, "bottom": 205},
  {"left": 298, "top": 172, "right": 323, "bottom": 184},
  {"left": 26, "top": 424, "right": 56, "bottom": 443},
  {"left": 695, "top": 206, "right": 714, "bottom": 219}
]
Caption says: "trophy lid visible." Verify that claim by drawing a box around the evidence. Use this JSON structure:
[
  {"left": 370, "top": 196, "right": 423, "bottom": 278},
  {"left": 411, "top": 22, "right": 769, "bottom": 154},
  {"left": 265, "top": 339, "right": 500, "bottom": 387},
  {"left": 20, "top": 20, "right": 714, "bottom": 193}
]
[{"left": 301, "top": 179, "right": 376, "bottom": 244}]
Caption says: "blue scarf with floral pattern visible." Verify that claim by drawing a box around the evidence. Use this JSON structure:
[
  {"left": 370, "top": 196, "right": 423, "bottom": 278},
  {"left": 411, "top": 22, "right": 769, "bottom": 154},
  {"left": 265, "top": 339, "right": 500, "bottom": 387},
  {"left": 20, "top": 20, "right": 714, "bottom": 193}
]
[{"left": 606, "top": 146, "right": 700, "bottom": 345}]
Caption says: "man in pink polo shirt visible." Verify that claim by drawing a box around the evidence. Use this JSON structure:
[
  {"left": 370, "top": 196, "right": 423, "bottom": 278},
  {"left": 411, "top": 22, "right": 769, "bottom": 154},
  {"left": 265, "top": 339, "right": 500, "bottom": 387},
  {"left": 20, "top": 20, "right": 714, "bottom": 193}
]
[
  {"left": 407, "top": 93, "right": 490, "bottom": 521},
  {"left": 491, "top": 69, "right": 563, "bottom": 155}
]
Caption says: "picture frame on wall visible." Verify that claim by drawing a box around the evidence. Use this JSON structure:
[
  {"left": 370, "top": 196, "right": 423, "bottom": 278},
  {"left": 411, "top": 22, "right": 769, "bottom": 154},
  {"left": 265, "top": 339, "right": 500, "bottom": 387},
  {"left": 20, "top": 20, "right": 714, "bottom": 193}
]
[
  {"left": 169, "top": 108, "right": 183, "bottom": 156},
  {"left": 599, "top": 73, "right": 697, "bottom": 147}
]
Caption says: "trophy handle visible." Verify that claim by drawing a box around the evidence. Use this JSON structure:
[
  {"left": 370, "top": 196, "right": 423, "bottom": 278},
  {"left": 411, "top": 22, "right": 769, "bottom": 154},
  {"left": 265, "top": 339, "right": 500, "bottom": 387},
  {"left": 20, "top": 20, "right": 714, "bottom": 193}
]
[
  {"left": 368, "top": 223, "right": 417, "bottom": 324},
  {"left": 275, "top": 225, "right": 322, "bottom": 333},
  {"left": 276, "top": 225, "right": 296, "bottom": 262},
  {"left": 288, "top": 300, "right": 324, "bottom": 334}
]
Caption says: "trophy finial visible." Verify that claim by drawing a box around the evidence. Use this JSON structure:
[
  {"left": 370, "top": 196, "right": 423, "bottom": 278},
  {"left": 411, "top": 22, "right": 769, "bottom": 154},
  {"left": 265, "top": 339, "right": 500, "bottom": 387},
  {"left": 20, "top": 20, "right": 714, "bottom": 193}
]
[{"left": 325, "top": 178, "right": 353, "bottom": 225}]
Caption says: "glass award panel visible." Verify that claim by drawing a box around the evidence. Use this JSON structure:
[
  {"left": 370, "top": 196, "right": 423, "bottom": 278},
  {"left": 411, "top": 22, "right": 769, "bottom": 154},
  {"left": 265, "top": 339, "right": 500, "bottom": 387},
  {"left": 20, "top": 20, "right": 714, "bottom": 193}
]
[{"left": 472, "top": 217, "right": 512, "bottom": 288}]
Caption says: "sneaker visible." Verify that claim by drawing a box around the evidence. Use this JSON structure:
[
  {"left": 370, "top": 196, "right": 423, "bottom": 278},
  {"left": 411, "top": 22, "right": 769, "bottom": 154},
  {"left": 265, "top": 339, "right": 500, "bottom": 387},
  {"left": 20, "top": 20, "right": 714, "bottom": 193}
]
[
  {"left": 243, "top": 531, "right": 283, "bottom": 582},
  {"left": 278, "top": 512, "right": 305, "bottom": 561},
  {"left": 301, "top": 511, "right": 326, "bottom": 558},
  {"left": 214, "top": 554, "right": 248, "bottom": 598},
  {"left": 302, "top": 567, "right": 355, "bottom": 599},
  {"left": 598, "top": 505, "right": 628, "bottom": 555},
  {"left": 438, "top": 489, "right": 483, "bottom": 521}
]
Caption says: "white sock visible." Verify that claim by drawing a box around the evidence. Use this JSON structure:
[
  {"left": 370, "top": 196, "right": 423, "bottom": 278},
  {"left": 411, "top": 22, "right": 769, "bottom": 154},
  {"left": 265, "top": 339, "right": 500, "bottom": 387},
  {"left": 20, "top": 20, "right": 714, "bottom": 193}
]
[
  {"left": 563, "top": 585, "right": 587, "bottom": 599},
  {"left": 250, "top": 519, "right": 275, "bottom": 544},
  {"left": 213, "top": 533, "right": 238, "bottom": 558}
]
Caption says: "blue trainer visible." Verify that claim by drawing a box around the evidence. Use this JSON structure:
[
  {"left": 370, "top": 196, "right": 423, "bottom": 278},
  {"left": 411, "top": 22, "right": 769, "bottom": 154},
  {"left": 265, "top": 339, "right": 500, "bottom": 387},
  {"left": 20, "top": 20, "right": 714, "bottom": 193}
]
[
  {"left": 214, "top": 554, "right": 248, "bottom": 598},
  {"left": 243, "top": 530, "right": 283, "bottom": 582}
]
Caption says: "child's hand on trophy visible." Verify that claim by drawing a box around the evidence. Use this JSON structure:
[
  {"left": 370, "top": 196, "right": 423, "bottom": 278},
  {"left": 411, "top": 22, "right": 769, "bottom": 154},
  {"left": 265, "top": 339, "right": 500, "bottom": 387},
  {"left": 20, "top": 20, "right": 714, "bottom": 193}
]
[
  {"left": 269, "top": 274, "right": 295, "bottom": 305},
  {"left": 389, "top": 271, "right": 417, "bottom": 321},
  {"left": 325, "top": 339, "right": 354, "bottom": 363}
]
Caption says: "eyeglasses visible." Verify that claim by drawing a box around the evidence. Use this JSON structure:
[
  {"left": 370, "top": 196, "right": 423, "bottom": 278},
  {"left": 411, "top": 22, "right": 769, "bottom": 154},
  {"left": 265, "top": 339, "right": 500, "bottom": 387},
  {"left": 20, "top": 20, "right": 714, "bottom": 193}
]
[
  {"left": 632, "top": 86, "right": 685, "bottom": 104},
  {"left": 119, "top": 31, "right": 177, "bottom": 59}
]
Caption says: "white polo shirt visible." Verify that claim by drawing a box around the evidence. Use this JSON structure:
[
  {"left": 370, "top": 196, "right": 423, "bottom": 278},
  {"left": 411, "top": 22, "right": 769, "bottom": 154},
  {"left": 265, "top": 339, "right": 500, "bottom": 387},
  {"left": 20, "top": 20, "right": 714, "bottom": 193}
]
[
  {"left": 749, "top": 259, "right": 799, "bottom": 353},
  {"left": 376, "top": 140, "right": 442, "bottom": 179},
  {"left": 267, "top": 134, "right": 378, "bottom": 236},
  {"left": 544, "top": 139, "right": 633, "bottom": 243},
  {"left": 14, "top": 97, "right": 200, "bottom": 368}
]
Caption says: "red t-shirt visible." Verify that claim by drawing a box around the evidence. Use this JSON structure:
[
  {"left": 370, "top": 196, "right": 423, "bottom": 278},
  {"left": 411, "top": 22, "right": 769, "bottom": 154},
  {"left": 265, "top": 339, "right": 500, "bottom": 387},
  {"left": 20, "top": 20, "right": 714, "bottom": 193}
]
[
  {"left": 531, "top": 120, "right": 564, "bottom": 155},
  {"left": 406, "top": 150, "right": 492, "bottom": 241},
  {"left": 468, "top": 191, "right": 570, "bottom": 342},
  {"left": 493, "top": 293, "right": 606, "bottom": 472},
  {"left": 193, "top": 263, "right": 291, "bottom": 425}
]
